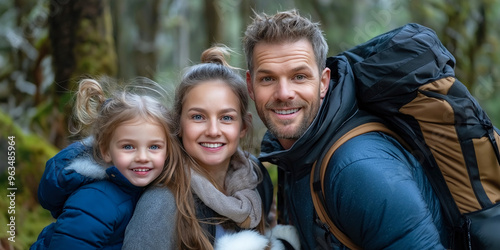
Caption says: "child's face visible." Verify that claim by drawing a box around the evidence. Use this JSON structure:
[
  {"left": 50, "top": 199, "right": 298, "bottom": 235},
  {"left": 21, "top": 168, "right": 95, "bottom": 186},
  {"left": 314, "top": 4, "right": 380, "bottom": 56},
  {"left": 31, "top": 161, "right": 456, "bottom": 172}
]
[
  {"left": 180, "top": 81, "right": 247, "bottom": 174},
  {"left": 102, "top": 118, "right": 167, "bottom": 187}
]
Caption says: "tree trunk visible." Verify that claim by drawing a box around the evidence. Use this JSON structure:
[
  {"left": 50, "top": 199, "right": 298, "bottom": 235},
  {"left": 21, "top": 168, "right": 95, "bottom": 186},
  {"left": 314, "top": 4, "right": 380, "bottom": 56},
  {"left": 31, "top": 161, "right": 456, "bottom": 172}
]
[
  {"left": 205, "top": 0, "right": 222, "bottom": 47},
  {"left": 110, "top": 0, "right": 132, "bottom": 79},
  {"left": 49, "top": 0, "right": 117, "bottom": 148},
  {"left": 133, "top": 0, "right": 161, "bottom": 78}
]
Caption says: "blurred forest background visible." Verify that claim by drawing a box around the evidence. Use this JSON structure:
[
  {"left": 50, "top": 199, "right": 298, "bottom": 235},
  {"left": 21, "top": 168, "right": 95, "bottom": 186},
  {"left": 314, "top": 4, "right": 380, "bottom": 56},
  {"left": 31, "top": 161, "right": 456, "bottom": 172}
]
[{"left": 1, "top": 0, "right": 500, "bottom": 248}]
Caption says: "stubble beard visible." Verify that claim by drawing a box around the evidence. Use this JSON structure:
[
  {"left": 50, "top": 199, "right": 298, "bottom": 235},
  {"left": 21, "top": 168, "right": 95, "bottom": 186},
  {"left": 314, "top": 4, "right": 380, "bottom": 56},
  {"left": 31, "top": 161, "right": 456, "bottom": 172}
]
[{"left": 259, "top": 99, "right": 320, "bottom": 141}]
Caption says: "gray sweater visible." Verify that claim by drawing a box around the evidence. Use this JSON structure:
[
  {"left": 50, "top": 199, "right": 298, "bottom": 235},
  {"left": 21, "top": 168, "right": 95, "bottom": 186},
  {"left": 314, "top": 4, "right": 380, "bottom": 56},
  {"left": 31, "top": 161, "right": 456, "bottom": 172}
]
[{"left": 122, "top": 186, "right": 177, "bottom": 250}]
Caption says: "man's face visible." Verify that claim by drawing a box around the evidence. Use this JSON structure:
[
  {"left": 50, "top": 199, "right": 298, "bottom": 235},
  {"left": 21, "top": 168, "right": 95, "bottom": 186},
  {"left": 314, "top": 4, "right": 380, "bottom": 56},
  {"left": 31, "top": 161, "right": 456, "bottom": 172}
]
[{"left": 246, "top": 39, "right": 330, "bottom": 149}]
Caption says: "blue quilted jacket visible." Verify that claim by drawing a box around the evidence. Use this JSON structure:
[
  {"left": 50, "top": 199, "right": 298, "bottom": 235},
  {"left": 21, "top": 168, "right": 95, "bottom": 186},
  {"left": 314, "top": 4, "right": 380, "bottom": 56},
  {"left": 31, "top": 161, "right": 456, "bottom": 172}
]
[
  {"left": 258, "top": 24, "right": 451, "bottom": 249},
  {"left": 31, "top": 141, "right": 143, "bottom": 249}
]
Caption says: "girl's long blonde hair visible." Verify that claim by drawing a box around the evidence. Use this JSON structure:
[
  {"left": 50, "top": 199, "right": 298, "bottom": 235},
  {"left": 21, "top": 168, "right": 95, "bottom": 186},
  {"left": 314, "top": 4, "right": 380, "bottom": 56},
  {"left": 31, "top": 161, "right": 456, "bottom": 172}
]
[{"left": 164, "top": 45, "right": 265, "bottom": 249}]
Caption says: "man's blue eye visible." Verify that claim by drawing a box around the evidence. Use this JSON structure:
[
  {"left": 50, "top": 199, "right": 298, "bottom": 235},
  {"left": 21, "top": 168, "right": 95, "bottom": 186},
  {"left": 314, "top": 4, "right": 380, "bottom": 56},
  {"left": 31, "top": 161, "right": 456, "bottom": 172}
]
[{"left": 295, "top": 75, "right": 306, "bottom": 80}]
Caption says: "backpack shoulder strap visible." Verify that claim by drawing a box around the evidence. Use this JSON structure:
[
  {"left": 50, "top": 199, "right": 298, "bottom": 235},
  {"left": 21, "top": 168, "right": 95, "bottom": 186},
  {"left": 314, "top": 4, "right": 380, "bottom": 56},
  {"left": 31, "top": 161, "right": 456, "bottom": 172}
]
[{"left": 310, "top": 121, "right": 407, "bottom": 249}]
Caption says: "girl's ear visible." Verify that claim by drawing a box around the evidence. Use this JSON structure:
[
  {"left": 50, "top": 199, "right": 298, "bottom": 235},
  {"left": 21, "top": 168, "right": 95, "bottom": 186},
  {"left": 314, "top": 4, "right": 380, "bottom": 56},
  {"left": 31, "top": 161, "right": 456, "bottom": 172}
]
[
  {"left": 240, "top": 112, "right": 252, "bottom": 138},
  {"left": 178, "top": 125, "right": 183, "bottom": 138}
]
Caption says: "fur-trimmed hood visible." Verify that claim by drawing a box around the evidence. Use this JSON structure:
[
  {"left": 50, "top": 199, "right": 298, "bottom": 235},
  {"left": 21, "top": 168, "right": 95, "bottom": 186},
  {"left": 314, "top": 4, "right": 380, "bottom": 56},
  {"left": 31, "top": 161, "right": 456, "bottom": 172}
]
[
  {"left": 66, "top": 155, "right": 107, "bottom": 179},
  {"left": 32, "top": 139, "right": 143, "bottom": 249},
  {"left": 37, "top": 139, "right": 108, "bottom": 218}
]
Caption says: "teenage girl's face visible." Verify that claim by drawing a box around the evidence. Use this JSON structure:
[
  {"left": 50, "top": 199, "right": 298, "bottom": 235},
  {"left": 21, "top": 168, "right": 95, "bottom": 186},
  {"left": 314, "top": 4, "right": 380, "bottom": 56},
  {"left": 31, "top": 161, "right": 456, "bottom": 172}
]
[
  {"left": 102, "top": 118, "right": 167, "bottom": 187},
  {"left": 180, "top": 81, "right": 247, "bottom": 174}
]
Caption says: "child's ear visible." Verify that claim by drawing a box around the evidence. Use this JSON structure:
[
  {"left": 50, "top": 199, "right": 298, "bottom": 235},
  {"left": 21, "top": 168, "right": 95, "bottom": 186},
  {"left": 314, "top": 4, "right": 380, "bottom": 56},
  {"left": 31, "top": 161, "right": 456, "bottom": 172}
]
[{"left": 102, "top": 149, "right": 112, "bottom": 163}]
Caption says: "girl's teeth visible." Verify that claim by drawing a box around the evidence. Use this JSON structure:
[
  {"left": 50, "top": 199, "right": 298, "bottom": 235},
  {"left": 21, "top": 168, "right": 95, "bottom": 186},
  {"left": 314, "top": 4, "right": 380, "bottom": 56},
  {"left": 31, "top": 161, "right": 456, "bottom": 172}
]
[
  {"left": 201, "top": 143, "right": 223, "bottom": 148},
  {"left": 133, "top": 169, "right": 149, "bottom": 172}
]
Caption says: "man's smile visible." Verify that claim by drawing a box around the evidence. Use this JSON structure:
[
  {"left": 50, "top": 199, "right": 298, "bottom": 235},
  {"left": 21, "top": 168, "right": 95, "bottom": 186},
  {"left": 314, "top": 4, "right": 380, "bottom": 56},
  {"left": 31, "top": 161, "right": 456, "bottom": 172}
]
[{"left": 273, "top": 108, "right": 300, "bottom": 115}]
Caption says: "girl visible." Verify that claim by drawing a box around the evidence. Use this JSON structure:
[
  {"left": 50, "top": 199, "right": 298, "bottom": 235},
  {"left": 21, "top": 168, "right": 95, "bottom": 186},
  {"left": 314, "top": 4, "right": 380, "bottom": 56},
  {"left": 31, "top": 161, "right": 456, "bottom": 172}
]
[
  {"left": 122, "top": 46, "right": 299, "bottom": 250},
  {"left": 31, "top": 77, "right": 184, "bottom": 249}
]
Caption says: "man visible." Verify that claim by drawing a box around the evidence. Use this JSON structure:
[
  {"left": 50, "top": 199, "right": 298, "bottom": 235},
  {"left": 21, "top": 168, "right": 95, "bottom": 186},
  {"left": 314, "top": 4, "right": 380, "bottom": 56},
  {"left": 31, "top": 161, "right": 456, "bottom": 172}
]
[{"left": 243, "top": 10, "right": 448, "bottom": 249}]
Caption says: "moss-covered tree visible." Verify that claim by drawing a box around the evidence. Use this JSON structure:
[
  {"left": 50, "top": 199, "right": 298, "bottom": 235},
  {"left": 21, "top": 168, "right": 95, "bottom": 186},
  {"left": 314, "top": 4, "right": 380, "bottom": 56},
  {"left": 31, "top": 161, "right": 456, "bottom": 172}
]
[
  {"left": 47, "top": 0, "right": 117, "bottom": 148},
  {"left": 0, "top": 111, "right": 58, "bottom": 249}
]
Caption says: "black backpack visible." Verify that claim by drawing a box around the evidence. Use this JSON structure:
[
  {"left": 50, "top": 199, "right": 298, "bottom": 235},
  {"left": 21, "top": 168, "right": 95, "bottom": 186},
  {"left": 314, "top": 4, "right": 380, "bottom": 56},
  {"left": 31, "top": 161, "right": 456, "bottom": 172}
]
[{"left": 311, "top": 23, "right": 500, "bottom": 249}]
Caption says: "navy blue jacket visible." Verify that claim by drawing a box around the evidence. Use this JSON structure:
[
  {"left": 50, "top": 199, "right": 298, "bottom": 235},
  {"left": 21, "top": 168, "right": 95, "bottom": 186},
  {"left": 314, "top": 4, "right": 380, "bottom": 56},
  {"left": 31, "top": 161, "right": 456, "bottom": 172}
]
[
  {"left": 259, "top": 45, "right": 449, "bottom": 249},
  {"left": 33, "top": 140, "right": 274, "bottom": 249},
  {"left": 31, "top": 141, "right": 142, "bottom": 249}
]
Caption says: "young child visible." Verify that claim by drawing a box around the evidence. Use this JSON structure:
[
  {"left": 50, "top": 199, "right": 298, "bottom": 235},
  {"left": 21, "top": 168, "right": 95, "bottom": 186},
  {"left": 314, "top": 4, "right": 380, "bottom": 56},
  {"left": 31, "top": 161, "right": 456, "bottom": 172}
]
[
  {"left": 31, "top": 78, "right": 184, "bottom": 249},
  {"left": 122, "top": 46, "right": 300, "bottom": 250}
]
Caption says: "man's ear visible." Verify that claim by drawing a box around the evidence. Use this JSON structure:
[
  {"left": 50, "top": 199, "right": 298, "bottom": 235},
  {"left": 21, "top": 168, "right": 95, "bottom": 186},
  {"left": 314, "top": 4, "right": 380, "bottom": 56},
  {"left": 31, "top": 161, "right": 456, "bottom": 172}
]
[
  {"left": 320, "top": 67, "right": 331, "bottom": 99},
  {"left": 246, "top": 70, "right": 255, "bottom": 101}
]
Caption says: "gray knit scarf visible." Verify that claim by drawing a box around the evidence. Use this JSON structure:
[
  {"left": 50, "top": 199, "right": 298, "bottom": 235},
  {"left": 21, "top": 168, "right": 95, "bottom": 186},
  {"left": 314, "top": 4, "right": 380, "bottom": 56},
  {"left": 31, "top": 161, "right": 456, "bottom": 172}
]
[{"left": 190, "top": 149, "right": 262, "bottom": 229}]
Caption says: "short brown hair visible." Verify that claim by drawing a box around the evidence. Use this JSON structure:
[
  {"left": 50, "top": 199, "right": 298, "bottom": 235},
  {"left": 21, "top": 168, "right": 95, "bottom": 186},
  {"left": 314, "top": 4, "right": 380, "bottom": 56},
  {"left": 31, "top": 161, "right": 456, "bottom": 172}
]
[{"left": 243, "top": 9, "right": 328, "bottom": 75}]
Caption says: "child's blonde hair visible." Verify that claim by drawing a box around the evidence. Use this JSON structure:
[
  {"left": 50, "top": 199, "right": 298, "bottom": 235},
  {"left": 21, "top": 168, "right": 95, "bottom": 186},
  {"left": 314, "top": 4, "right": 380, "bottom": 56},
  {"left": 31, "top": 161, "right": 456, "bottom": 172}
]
[{"left": 70, "top": 77, "right": 184, "bottom": 185}]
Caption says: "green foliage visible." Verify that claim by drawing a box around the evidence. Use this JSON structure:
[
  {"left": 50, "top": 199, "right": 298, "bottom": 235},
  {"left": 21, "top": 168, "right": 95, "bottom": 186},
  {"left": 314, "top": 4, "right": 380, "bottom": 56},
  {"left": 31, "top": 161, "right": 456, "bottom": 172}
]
[
  {"left": 0, "top": 187, "right": 54, "bottom": 249},
  {"left": 0, "top": 111, "right": 58, "bottom": 249},
  {"left": 1, "top": 1, "right": 500, "bottom": 247}
]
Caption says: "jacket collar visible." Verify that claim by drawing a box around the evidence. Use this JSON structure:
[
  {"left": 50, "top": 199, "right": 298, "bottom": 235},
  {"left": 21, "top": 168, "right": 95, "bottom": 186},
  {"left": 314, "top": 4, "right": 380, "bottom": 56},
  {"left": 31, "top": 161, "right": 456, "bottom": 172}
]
[
  {"left": 66, "top": 155, "right": 142, "bottom": 194},
  {"left": 106, "top": 167, "right": 144, "bottom": 194}
]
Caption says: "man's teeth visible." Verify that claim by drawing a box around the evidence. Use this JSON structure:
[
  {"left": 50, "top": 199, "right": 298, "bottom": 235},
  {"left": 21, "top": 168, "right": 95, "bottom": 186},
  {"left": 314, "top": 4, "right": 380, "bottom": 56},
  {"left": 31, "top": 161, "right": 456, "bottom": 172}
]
[
  {"left": 275, "top": 108, "right": 299, "bottom": 115},
  {"left": 133, "top": 168, "right": 149, "bottom": 172},
  {"left": 201, "top": 143, "right": 223, "bottom": 148}
]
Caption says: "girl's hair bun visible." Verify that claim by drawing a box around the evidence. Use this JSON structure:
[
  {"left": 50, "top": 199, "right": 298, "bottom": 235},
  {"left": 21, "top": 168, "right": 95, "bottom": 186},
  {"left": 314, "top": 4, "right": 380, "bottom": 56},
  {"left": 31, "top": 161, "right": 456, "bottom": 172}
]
[{"left": 200, "top": 44, "right": 235, "bottom": 69}]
